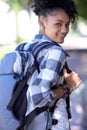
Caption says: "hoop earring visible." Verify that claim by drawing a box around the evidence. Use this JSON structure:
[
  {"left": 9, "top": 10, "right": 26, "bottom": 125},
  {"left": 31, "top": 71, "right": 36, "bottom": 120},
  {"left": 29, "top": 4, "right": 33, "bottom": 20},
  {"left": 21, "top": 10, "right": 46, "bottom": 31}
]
[{"left": 40, "top": 25, "right": 44, "bottom": 30}]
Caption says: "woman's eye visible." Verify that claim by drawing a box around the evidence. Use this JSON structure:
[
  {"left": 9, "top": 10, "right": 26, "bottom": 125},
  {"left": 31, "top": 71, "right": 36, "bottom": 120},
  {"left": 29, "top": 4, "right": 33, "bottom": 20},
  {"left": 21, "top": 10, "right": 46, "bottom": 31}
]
[
  {"left": 66, "top": 22, "right": 70, "bottom": 28},
  {"left": 55, "top": 23, "right": 62, "bottom": 27}
]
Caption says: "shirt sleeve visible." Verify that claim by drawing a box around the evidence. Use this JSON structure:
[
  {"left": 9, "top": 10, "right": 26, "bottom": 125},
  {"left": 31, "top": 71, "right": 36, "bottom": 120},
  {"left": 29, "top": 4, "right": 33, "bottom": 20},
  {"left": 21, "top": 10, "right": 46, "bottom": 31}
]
[{"left": 29, "top": 47, "right": 67, "bottom": 107}]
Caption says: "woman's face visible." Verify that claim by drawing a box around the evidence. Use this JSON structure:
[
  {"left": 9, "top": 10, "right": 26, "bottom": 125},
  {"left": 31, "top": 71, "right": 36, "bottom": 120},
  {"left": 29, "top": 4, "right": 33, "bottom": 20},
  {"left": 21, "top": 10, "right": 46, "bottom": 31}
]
[{"left": 39, "top": 9, "right": 70, "bottom": 44}]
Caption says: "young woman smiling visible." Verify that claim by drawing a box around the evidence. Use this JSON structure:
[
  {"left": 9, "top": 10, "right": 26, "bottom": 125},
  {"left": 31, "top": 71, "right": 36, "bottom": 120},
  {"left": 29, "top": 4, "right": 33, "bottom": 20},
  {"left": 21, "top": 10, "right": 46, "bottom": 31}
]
[{"left": 23, "top": 0, "right": 82, "bottom": 130}]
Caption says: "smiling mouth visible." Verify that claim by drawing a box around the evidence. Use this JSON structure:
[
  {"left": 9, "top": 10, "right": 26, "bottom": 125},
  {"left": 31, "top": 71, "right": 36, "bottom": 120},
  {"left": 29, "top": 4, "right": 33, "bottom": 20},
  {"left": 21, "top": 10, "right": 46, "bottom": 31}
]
[
  {"left": 60, "top": 34, "right": 67, "bottom": 38},
  {"left": 58, "top": 35, "right": 65, "bottom": 39}
]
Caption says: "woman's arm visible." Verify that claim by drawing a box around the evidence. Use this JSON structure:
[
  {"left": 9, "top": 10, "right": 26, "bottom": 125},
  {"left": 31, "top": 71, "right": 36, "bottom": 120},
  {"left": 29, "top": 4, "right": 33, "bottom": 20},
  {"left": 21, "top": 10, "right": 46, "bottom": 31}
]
[{"left": 29, "top": 47, "right": 67, "bottom": 106}]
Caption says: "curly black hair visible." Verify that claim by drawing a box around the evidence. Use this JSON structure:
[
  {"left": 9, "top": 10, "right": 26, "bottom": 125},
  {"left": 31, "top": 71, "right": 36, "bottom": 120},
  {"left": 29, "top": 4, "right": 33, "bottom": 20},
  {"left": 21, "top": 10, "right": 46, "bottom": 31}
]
[{"left": 31, "top": 0, "right": 78, "bottom": 23}]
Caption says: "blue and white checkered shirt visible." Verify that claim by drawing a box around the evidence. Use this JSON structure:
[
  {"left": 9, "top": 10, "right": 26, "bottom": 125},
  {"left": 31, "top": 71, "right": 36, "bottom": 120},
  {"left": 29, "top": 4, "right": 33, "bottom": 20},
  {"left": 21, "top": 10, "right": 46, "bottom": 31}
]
[{"left": 25, "top": 34, "right": 69, "bottom": 115}]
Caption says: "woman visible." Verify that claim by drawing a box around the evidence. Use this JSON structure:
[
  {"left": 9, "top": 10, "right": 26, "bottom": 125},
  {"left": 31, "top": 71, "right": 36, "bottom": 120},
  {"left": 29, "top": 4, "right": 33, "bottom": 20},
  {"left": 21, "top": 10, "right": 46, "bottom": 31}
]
[{"left": 24, "top": 0, "right": 82, "bottom": 130}]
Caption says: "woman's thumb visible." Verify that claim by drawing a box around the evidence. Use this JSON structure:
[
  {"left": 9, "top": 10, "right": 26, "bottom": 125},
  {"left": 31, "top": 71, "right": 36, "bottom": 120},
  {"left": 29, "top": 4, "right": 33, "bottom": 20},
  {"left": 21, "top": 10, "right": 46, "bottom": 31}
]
[{"left": 64, "top": 69, "right": 69, "bottom": 78}]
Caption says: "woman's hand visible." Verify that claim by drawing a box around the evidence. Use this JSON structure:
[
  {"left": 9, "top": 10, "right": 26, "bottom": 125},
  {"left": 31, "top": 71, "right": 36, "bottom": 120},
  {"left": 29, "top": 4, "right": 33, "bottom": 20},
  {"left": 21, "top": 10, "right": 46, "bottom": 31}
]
[
  {"left": 64, "top": 69, "right": 82, "bottom": 92},
  {"left": 53, "top": 69, "right": 82, "bottom": 100}
]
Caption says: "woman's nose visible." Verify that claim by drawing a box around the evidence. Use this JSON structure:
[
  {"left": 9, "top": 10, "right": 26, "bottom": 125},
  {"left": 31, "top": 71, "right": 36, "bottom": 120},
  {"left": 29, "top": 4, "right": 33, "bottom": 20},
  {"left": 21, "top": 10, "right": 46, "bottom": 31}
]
[{"left": 61, "top": 25, "right": 69, "bottom": 34}]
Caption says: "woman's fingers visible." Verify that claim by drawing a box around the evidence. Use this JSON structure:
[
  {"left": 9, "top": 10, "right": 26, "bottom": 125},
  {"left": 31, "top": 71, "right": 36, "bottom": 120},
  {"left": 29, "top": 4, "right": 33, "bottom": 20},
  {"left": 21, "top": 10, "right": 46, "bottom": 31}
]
[{"left": 64, "top": 69, "right": 82, "bottom": 92}]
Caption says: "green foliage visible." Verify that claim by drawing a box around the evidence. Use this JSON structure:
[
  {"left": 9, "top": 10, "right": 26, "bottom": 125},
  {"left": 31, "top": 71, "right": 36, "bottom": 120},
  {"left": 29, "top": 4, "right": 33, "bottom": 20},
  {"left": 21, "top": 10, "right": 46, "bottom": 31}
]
[
  {"left": 74, "top": 0, "right": 87, "bottom": 20},
  {"left": 3, "top": 0, "right": 32, "bottom": 12},
  {"left": 3, "top": 0, "right": 21, "bottom": 12}
]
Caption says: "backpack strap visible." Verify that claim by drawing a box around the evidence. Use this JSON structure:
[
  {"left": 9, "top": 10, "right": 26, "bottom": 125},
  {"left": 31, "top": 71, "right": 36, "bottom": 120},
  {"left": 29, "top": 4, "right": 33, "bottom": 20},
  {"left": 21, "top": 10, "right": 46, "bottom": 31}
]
[
  {"left": 30, "top": 42, "right": 58, "bottom": 72},
  {"left": 7, "top": 70, "right": 33, "bottom": 111},
  {"left": 29, "top": 41, "right": 58, "bottom": 57},
  {"left": 16, "top": 42, "right": 27, "bottom": 50},
  {"left": 65, "top": 61, "right": 72, "bottom": 74},
  {"left": 65, "top": 61, "right": 72, "bottom": 119},
  {"left": 16, "top": 106, "right": 48, "bottom": 130}
]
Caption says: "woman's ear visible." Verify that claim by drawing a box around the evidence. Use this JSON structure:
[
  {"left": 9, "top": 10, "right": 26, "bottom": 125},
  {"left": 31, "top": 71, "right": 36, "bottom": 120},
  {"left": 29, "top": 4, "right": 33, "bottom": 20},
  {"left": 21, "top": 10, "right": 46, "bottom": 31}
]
[
  {"left": 38, "top": 16, "right": 45, "bottom": 28},
  {"left": 38, "top": 16, "right": 45, "bottom": 33}
]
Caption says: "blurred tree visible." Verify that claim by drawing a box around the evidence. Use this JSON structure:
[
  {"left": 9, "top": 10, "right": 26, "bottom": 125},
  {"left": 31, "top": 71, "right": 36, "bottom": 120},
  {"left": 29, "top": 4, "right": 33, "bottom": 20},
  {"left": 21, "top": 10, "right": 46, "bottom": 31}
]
[
  {"left": 3, "top": 0, "right": 32, "bottom": 12},
  {"left": 3, "top": 0, "right": 32, "bottom": 43},
  {"left": 74, "top": 0, "right": 87, "bottom": 21},
  {"left": 72, "top": 0, "right": 87, "bottom": 31}
]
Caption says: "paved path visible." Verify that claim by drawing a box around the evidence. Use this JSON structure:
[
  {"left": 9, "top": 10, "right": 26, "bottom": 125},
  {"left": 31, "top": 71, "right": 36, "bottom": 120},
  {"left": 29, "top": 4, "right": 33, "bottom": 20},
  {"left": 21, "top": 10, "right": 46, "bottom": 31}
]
[{"left": 66, "top": 50, "right": 87, "bottom": 130}]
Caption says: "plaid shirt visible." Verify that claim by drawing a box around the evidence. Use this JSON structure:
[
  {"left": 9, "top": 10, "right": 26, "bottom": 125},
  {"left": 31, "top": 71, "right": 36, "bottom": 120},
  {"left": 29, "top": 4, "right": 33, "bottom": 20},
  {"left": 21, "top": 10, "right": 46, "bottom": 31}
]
[{"left": 26, "top": 34, "right": 69, "bottom": 115}]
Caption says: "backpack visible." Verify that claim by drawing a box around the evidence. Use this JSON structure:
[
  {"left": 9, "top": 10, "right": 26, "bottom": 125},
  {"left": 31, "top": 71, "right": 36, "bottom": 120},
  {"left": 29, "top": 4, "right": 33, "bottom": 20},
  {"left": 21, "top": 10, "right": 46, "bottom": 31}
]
[
  {"left": 0, "top": 41, "right": 60, "bottom": 130},
  {"left": 0, "top": 41, "right": 71, "bottom": 130}
]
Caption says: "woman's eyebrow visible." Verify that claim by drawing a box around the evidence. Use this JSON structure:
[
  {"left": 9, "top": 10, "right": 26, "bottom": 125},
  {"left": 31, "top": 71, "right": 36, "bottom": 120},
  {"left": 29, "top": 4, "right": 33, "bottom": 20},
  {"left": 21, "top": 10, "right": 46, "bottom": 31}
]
[{"left": 55, "top": 19, "right": 70, "bottom": 23}]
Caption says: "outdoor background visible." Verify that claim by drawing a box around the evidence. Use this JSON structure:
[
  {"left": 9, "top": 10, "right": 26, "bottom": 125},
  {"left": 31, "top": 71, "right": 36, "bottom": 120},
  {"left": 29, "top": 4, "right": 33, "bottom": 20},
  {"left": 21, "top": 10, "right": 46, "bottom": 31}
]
[{"left": 0, "top": 0, "right": 87, "bottom": 130}]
